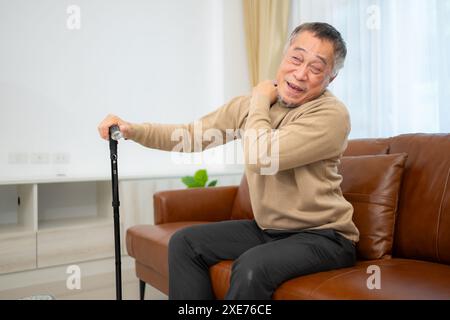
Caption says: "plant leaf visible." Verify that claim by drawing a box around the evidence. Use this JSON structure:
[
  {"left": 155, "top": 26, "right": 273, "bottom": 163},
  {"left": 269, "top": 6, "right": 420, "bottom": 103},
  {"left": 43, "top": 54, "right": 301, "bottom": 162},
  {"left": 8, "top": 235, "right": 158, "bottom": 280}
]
[
  {"left": 207, "top": 180, "right": 218, "bottom": 187},
  {"left": 194, "top": 169, "right": 208, "bottom": 187},
  {"left": 181, "top": 176, "right": 202, "bottom": 188}
]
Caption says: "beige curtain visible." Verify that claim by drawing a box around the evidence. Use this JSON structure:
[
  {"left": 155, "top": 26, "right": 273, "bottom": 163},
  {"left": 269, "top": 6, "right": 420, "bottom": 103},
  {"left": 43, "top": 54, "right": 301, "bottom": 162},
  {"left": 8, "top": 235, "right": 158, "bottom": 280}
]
[{"left": 242, "top": 0, "right": 290, "bottom": 87}]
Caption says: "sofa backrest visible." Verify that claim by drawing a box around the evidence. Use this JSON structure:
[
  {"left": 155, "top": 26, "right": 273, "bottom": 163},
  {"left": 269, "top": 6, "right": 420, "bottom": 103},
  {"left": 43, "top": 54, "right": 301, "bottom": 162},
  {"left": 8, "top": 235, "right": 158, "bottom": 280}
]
[
  {"left": 343, "top": 134, "right": 450, "bottom": 264},
  {"left": 230, "top": 175, "right": 254, "bottom": 220},
  {"left": 342, "top": 138, "right": 390, "bottom": 156},
  {"left": 231, "top": 133, "right": 450, "bottom": 265},
  {"left": 388, "top": 134, "right": 450, "bottom": 264}
]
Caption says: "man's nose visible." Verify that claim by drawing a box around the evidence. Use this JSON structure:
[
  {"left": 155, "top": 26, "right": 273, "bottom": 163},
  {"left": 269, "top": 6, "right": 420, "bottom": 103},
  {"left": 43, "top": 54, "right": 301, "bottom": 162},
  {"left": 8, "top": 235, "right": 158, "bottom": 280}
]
[{"left": 293, "top": 65, "right": 308, "bottom": 81}]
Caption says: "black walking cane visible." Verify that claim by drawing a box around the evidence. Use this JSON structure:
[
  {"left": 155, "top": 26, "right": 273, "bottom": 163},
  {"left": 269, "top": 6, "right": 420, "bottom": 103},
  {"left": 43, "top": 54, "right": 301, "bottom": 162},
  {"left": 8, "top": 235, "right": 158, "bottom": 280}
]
[{"left": 109, "top": 125, "right": 122, "bottom": 300}]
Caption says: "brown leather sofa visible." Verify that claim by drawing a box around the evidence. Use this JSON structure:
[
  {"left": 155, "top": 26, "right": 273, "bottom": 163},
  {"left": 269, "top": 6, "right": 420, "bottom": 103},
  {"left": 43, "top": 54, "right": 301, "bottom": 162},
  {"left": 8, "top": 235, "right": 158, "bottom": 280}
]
[{"left": 126, "top": 133, "right": 450, "bottom": 299}]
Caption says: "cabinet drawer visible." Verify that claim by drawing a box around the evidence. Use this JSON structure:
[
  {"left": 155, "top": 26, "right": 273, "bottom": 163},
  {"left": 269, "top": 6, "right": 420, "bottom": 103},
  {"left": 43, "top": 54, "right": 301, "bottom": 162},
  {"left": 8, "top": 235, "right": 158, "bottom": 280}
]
[
  {"left": 37, "top": 223, "right": 122, "bottom": 268},
  {"left": 0, "top": 233, "right": 36, "bottom": 274}
]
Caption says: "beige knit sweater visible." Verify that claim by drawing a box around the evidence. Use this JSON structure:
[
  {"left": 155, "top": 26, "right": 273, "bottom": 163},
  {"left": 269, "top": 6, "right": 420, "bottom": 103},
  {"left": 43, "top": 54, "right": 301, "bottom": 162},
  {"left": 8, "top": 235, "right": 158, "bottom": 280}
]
[{"left": 130, "top": 90, "right": 360, "bottom": 243}]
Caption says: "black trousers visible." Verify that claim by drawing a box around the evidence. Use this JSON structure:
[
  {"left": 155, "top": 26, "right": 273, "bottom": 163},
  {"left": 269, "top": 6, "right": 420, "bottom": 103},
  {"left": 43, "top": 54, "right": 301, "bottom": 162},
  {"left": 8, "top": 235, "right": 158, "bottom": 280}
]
[{"left": 168, "top": 219, "right": 356, "bottom": 300}]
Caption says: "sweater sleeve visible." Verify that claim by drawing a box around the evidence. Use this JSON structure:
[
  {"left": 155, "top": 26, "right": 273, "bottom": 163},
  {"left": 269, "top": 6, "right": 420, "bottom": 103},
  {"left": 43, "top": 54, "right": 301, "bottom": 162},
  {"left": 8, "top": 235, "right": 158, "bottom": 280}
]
[
  {"left": 129, "top": 96, "right": 250, "bottom": 152},
  {"left": 243, "top": 94, "right": 350, "bottom": 174}
]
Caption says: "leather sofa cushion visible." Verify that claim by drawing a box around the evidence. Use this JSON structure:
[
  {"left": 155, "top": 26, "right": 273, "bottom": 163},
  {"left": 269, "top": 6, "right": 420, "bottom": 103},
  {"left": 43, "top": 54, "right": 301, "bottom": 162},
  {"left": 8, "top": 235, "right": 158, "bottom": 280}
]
[
  {"left": 210, "top": 259, "right": 450, "bottom": 300},
  {"left": 339, "top": 153, "right": 408, "bottom": 260},
  {"left": 126, "top": 221, "right": 210, "bottom": 279},
  {"left": 273, "top": 259, "right": 450, "bottom": 299}
]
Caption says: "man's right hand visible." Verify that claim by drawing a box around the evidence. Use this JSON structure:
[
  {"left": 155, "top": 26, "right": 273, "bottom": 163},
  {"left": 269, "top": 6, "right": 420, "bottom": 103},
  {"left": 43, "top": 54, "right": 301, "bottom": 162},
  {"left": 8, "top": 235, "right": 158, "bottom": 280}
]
[{"left": 97, "top": 114, "right": 134, "bottom": 141}]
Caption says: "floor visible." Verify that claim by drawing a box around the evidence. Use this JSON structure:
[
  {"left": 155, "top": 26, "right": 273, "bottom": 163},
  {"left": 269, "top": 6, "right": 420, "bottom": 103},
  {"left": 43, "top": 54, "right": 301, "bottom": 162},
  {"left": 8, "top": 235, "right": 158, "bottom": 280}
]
[{"left": 0, "top": 268, "right": 168, "bottom": 300}]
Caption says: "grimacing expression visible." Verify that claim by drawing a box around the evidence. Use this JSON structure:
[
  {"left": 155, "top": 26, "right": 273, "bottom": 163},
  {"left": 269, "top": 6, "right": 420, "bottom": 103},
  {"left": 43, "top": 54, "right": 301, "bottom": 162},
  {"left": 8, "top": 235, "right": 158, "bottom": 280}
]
[{"left": 276, "top": 31, "right": 337, "bottom": 108}]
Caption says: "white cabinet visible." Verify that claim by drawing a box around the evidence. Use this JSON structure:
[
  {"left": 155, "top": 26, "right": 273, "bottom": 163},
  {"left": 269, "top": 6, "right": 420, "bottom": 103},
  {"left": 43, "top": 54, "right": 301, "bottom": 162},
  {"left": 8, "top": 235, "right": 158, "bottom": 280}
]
[
  {"left": 0, "top": 184, "right": 37, "bottom": 274},
  {"left": 0, "top": 171, "right": 243, "bottom": 275},
  {"left": 0, "top": 233, "right": 36, "bottom": 274},
  {"left": 0, "top": 180, "right": 118, "bottom": 274},
  {"left": 0, "top": 184, "right": 37, "bottom": 234},
  {"left": 37, "top": 222, "right": 118, "bottom": 268}
]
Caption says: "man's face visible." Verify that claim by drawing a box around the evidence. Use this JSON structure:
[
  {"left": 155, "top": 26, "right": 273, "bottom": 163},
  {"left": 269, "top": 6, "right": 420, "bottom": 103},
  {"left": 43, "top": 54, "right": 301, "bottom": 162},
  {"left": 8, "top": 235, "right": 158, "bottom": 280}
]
[{"left": 276, "top": 31, "right": 336, "bottom": 107}]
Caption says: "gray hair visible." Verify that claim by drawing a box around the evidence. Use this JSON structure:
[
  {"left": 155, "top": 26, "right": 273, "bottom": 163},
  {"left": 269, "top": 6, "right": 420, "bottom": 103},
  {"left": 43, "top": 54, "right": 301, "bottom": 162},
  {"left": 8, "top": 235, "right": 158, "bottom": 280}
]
[{"left": 285, "top": 22, "right": 347, "bottom": 76}]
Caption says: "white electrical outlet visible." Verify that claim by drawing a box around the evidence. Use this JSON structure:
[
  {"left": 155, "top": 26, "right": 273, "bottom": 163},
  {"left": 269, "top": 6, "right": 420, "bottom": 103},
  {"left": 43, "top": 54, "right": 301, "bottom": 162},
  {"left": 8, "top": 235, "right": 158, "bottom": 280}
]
[
  {"left": 8, "top": 152, "right": 28, "bottom": 164},
  {"left": 53, "top": 153, "right": 70, "bottom": 164},
  {"left": 30, "top": 152, "right": 50, "bottom": 164}
]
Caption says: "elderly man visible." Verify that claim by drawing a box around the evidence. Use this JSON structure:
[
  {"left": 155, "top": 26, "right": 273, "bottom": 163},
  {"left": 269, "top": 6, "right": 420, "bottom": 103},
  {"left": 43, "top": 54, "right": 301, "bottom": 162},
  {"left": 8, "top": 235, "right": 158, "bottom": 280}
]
[{"left": 98, "top": 22, "right": 359, "bottom": 300}]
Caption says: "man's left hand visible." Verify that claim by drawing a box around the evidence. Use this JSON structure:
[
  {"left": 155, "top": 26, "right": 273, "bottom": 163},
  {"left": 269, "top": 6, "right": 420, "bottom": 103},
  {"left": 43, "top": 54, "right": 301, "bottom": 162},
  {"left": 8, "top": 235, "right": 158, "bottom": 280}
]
[{"left": 252, "top": 80, "right": 278, "bottom": 105}]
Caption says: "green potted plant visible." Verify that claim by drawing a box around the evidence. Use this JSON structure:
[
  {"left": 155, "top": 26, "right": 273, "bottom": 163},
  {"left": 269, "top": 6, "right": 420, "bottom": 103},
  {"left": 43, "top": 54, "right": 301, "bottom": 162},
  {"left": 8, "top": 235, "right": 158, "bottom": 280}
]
[{"left": 181, "top": 169, "right": 218, "bottom": 188}]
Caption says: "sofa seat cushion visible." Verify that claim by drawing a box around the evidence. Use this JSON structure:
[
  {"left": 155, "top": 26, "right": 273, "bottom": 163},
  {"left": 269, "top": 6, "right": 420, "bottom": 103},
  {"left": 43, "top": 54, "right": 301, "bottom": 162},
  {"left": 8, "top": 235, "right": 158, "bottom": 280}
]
[
  {"left": 126, "top": 221, "right": 211, "bottom": 278},
  {"left": 128, "top": 222, "right": 450, "bottom": 300},
  {"left": 210, "top": 259, "right": 450, "bottom": 299}
]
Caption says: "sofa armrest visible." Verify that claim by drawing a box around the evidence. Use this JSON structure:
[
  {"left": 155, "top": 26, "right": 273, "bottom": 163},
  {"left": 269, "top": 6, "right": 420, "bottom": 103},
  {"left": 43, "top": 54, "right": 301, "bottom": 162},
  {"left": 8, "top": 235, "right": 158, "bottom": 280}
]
[{"left": 153, "top": 186, "right": 239, "bottom": 224}]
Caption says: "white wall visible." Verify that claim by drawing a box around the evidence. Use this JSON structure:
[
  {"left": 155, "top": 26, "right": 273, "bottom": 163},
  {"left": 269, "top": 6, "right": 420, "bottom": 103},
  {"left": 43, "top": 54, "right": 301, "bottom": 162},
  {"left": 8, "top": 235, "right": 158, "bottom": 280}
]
[{"left": 0, "top": 0, "right": 250, "bottom": 182}]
